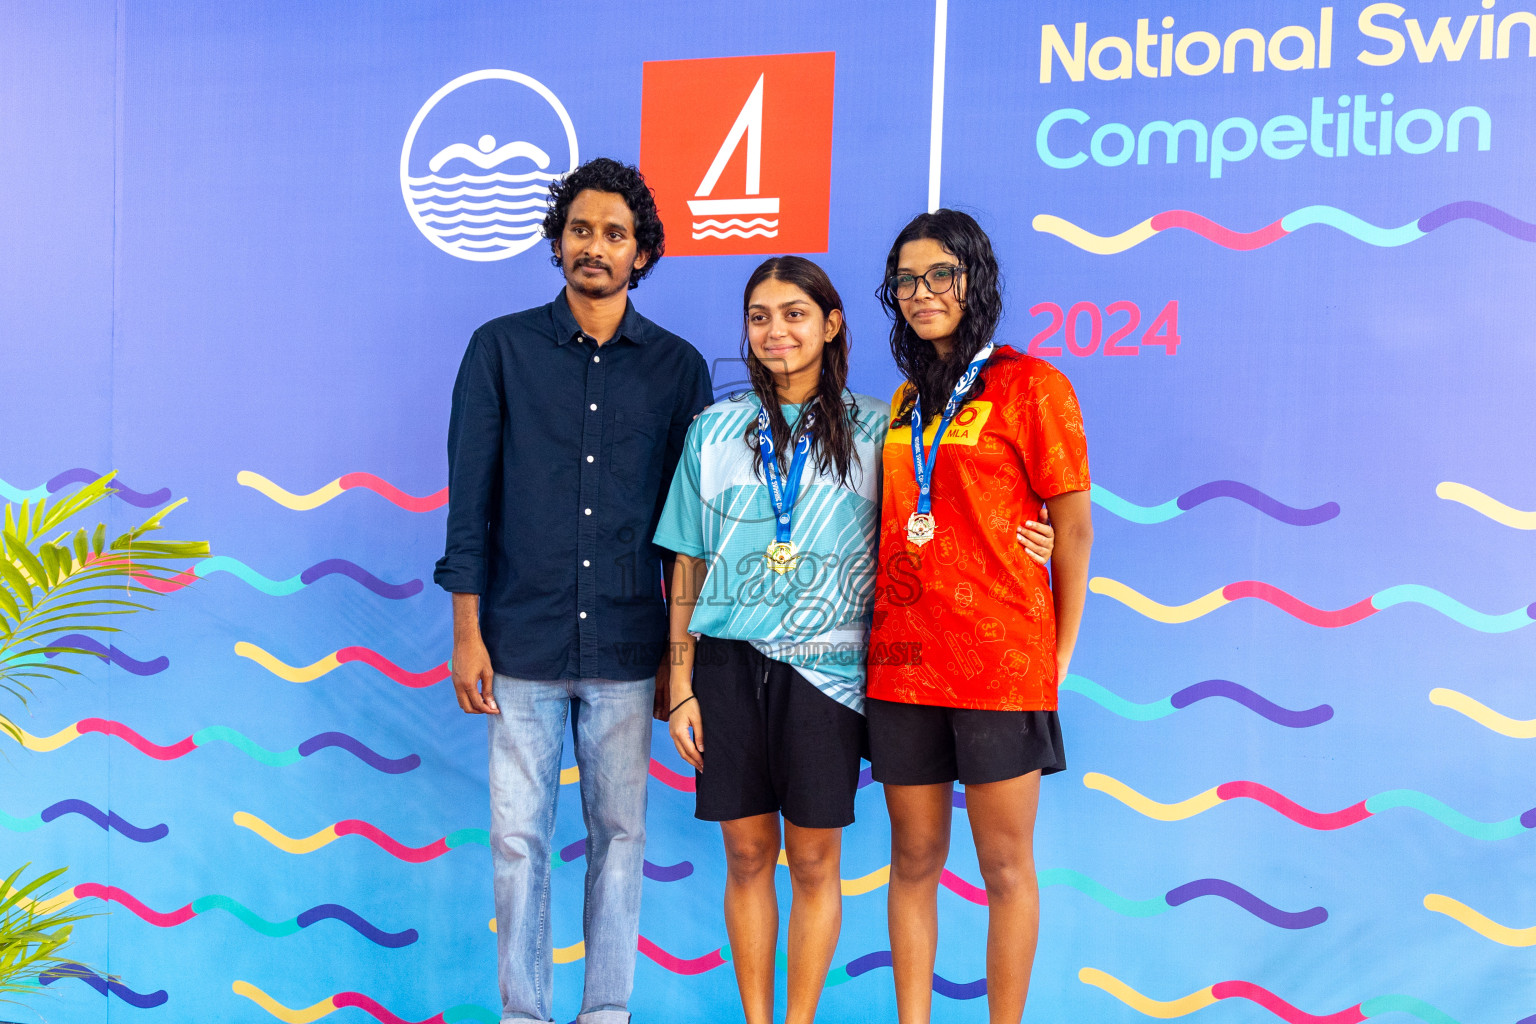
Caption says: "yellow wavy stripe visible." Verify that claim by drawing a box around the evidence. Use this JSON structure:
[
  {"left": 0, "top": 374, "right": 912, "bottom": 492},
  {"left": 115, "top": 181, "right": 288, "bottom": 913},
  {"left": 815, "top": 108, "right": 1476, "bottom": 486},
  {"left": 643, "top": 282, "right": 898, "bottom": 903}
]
[
  {"left": 233, "top": 811, "right": 340, "bottom": 853},
  {"left": 1090, "top": 577, "right": 1230, "bottom": 624},
  {"left": 231, "top": 980, "right": 336, "bottom": 1023},
  {"left": 1436, "top": 481, "right": 1536, "bottom": 530},
  {"left": 1425, "top": 894, "right": 1536, "bottom": 946},
  {"left": 4, "top": 886, "right": 79, "bottom": 915},
  {"left": 488, "top": 917, "right": 496, "bottom": 932},
  {"left": 554, "top": 940, "right": 586, "bottom": 964},
  {"left": 12, "top": 723, "right": 82, "bottom": 752},
  {"left": 1083, "top": 772, "right": 1223, "bottom": 821},
  {"left": 1429, "top": 687, "right": 1536, "bottom": 739},
  {"left": 236, "top": 471, "right": 346, "bottom": 511},
  {"left": 1079, "top": 968, "right": 1218, "bottom": 1017},
  {"left": 560, "top": 766, "right": 580, "bottom": 784},
  {"left": 1032, "top": 214, "right": 1158, "bottom": 255},
  {"left": 775, "top": 850, "right": 891, "bottom": 895},
  {"left": 234, "top": 642, "right": 341, "bottom": 683}
]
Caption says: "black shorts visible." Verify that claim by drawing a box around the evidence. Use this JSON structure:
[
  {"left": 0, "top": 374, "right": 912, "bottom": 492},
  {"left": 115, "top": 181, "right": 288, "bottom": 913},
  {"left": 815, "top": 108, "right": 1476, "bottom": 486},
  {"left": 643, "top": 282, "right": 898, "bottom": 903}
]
[
  {"left": 866, "top": 697, "right": 1066, "bottom": 786},
  {"left": 691, "top": 636, "right": 866, "bottom": 829}
]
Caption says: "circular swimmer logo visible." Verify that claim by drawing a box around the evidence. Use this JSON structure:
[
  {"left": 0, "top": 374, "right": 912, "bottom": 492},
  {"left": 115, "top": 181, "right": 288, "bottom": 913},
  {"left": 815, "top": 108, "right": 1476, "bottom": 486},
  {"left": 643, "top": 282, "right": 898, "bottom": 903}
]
[{"left": 400, "top": 69, "right": 579, "bottom": 262}]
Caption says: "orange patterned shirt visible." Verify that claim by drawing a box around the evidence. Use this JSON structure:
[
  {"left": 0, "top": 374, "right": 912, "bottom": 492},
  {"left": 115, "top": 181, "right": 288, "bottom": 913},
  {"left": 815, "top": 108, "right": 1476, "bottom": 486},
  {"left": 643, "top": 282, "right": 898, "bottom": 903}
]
[{"left": 867, "top": 346, "right": 1090, "bottom": 711}]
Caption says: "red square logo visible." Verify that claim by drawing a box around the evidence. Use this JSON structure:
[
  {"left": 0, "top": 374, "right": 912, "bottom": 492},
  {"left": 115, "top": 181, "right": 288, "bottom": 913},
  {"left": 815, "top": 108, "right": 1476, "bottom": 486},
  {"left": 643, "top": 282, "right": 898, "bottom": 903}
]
[{"left": 641, "top": 52, "right": 835, "bottom": 257}]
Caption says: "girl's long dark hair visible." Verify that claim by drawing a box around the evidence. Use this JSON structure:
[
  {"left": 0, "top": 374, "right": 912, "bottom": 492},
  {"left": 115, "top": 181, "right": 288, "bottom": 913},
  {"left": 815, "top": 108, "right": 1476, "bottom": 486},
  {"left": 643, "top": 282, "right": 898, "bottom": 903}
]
[
  {"left": 739, "top": 256, "right": 860, "bottom": 487},
  {"left": 878, "top": 209, "right": 1003, "bottom": 424}
]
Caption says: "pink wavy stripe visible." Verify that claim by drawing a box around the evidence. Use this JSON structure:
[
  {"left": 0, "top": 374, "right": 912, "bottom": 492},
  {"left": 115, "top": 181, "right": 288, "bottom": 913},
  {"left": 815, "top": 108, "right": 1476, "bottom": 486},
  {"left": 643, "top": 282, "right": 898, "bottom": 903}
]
[
  {"left": 1221, "top": 581, "right": 1378, "bottom": 628},
  {"left": 648, "top": 760, "right": 696, "bottom": 792},
  {"left": 1211, "top": 981, "right": 1366, "bottom": 1023},
  {"left": 638, "top": 935, "right": 726, "bottom": 975},
  {"left": 74, "top": 883, "right": 196, "bottom": 926},
  {"left": 77, "top": 719, "right": 197, "bottom": 759},
  {"left": 1217, "top": 782, "right": 1373, "bottom": 831},
  {"left": 1150, "top": 211, "right": 1288, "bottom": 250},
  {"left": 336, "top": 648, "right": 449, "bottom": 688},
  {"left": 135, "top": 567, "right": 199, "bottom": 594},
  {"left": 339, "top": 473, "right": 449, "bottom": 513},
  {"left": 334, "top": 820, "right": 449, "bottom": 863},
  {"left": 940, "top": 869, "right": 988, "bottom": 905},
  {"left": 332, "top": 991, "right": 445, "bottom": 1024}
]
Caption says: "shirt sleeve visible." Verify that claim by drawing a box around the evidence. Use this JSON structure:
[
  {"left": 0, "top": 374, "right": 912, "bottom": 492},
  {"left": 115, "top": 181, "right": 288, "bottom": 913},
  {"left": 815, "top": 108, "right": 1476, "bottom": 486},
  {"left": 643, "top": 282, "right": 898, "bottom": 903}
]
[
  {"left": 650, "top": 348, "right": 713, "bottom": 540},
  {"left": 652, "top": 415, "right": 708, "bottom": 559},
  {"left": 1020, "top": 363, "right": 1090, "bottom": 500},
  {"left": 434, "top": 330, "right": 503, "bottom": 594}
]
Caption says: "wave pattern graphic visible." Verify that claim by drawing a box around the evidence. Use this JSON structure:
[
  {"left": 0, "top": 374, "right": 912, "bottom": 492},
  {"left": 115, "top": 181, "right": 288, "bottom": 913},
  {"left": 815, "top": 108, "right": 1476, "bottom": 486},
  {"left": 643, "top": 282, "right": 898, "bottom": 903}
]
[
  {"left": 558, "top": 837, "right": 694, "bottom": 882},
  {"left": 1061, "top": 674, "right": 1332, "bottom": 727},
  {"left": 1090, "top": 577, "right": 1536, "bottom": 632},
  {"left": 235, "top": 642, "right": 448, "bottom": 687},
  {"left": 45, "top": 633, "right": 168, "bottom": 675},
  {"left": 0, "top": 469, "right": 170, "bottom": 507},
  {"left": 138, "top": 556, "right": 422, "bottom": 599},
  {"left": 41, "top": 963, "right": 168, "bottom": 1008},
  {"left": 1091, "top": 482, "right": 1339, "bottom": 526},
  {"left": 234, "top": 812, "right": 484, "bottom": 862},
  {"left": 1424, "top": 893, "right": 1536, "bottom": 946},
  {"left": 1429, "top": 687, "right": 1536, "bottom": 738},
  {"left": 559, "top": 759, "right": 696, "bottom": 792},
  {"left": 234, "top": 980, "right": 498, "bottom": 1023},
  {"left": 13, "top": 719, "right": 420, "bottom": 773},
  {"left": 62, "top": 883, "right": 414, "bottom": 947},
  {"left": 1, "top": 799, "right": 167, "bottom": 842},
  {"left": 1035, "top": 201, "right": 1536, "bottom": 254},
  {"left": 1080, "top": 968, "right": 1462, "bottom": 1023},
  {"left": 238, "top": 470, "right": 448, "bottom": 512},
  {"left": 1436, "top": 481, "right": 1536, "bottom": 529},
  {"left": 1086, "top": 772, "right": 1536, "bottom": 839},
  {"left": 691, "top": 217, "right": 780, "bottom": 240},
  {"left": 406, "top": 172, "right": 557, "bottom": 255},
  {"left": 1042, "top": 869, "right": 1325, "bottom": 928}
]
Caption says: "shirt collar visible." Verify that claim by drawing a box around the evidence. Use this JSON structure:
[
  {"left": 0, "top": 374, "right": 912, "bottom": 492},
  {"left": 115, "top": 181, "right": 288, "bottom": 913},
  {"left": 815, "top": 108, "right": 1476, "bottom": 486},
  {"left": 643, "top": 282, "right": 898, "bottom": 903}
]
[{"left": 551, "top": 287, "right": 654, "bottom": 347}]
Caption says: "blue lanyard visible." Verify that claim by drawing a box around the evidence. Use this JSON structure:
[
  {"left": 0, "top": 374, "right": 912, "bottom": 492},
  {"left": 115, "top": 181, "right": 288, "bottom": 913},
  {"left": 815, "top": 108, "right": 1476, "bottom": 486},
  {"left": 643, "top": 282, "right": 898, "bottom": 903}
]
[
  {"left": 758, "top": 406, "right": 816, "bottom": 544},
  {"left": 909, "top": 343, "right": 994, "bottom": 515}
]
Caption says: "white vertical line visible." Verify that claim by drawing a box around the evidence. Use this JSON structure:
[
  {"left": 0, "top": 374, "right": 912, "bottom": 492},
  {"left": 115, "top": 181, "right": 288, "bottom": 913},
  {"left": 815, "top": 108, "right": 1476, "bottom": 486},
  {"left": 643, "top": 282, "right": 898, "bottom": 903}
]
[{"left": 928, "top": 0, "right": 948, "bottom": 212}]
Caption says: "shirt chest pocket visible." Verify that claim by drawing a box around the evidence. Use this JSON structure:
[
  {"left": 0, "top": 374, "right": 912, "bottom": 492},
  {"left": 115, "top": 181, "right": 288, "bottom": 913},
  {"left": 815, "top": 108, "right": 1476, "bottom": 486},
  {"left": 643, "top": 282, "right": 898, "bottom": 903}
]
[{"left": 606, "top": 410, "right": 670, "bottom": 493}]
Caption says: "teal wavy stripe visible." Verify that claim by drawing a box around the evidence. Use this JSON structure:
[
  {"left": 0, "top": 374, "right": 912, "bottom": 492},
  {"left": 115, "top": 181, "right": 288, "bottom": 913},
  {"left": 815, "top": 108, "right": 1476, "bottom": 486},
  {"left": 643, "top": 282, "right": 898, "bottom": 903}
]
[
  {"left": 1090, "top": 485, "right": 1181, "bottom": 524},
  {"left": 445, "top": 828, "right": 490, "bottom": 848},
  {"left": 189, "top": 726, "right": 304, "bottom": 766},
  {"left": 443, "top": 1008, "right": 500, "bottom": 1024},
  {"left": 190, "top": 895, "right": 301, "bottom": 937},
  {"left": 824, "top": 966, "right": 853, "bottom": 987},
  {"left": 0, "top": 477, "right": 49, "bottom": 504},
  {"left": 0, "top": 809, "right": 44, "bottom": 831},
  {"left": 1369, "top": 585, "right": 1534, "bottom": 633},
  {"left": 1038, "top": 869, "right": 1169, "bottom": 917},
  {"left": 195, "top": 557, "right": 306, "bottom": 596},
  {"left": 1060, "top": 675, "right": 1175, "bottom": 721},
  {"left": 1361, "top": 994, "right": 1462, "bottom": 1023},
  {"left": 1280, "top": 206, "right": 1427, "bottom": 246},
  {"left": 1364, "top": 790, "right": 1529, "bottom": 841}
]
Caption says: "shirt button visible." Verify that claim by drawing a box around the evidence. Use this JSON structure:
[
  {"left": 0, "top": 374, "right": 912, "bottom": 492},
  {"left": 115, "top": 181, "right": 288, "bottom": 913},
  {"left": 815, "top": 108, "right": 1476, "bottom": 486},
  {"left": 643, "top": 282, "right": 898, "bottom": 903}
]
[
  {"left": 593, "top": 355, "right": 601, "bottom": 363},
  {"left": 584, "top": 508, "right": 592, "bottom": 515},
  {"left": 586, "top": 455, "right": 594, "bottom": 463},
  {"left": 579, "top": 611, "right": 588, "bottom": 619},
  {"left": 583, "top": 560, "right": 591, "bottom": 567},
  {"left": 590, "top": 403, "right": 597, "bottom": 411}
]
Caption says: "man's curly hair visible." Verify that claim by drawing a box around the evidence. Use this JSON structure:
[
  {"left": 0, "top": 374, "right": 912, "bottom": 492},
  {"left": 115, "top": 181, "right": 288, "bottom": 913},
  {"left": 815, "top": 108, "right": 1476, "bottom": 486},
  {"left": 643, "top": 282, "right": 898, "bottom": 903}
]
[{"left": 542, "top": 157, "right": 666, "bottom": 288}]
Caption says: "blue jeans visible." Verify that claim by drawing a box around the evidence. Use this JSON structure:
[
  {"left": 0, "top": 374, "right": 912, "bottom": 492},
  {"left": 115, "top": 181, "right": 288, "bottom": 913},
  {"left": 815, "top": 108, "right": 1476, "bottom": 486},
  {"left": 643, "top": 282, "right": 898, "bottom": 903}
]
[{"left": 488, "top": 674, "right": 654, "bottom": 1024}]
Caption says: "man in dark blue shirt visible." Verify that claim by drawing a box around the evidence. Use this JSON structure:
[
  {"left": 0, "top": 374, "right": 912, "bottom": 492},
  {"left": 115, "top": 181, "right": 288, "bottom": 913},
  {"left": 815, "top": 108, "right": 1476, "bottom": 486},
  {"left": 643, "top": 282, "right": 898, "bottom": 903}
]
[{"left": 435, "top": 158, "right": 712, "bottom": 1024}]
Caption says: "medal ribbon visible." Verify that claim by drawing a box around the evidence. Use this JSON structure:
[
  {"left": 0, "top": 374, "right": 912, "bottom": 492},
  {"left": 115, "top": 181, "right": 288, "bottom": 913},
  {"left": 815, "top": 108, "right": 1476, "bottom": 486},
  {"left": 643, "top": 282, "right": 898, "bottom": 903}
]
[
  {"left": 758, "top": 406, "right": 816, "bottom": 545},
  {"left": 909, "top": 343, "right": 995, "bottom": 516}
]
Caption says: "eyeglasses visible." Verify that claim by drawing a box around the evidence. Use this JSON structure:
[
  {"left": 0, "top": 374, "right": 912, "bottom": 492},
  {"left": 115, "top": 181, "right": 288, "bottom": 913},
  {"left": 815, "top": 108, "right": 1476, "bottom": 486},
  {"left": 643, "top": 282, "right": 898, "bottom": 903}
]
[{"left": 887, "top": 264, "right": 965, "bottom": 300}]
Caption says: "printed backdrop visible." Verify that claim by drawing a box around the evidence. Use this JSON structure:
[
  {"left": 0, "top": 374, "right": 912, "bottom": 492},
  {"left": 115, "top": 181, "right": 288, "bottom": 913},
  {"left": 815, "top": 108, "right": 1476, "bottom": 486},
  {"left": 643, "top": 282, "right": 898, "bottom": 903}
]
[{"left": 3, "top": 1, "right": 1534, "bottom": 1021}]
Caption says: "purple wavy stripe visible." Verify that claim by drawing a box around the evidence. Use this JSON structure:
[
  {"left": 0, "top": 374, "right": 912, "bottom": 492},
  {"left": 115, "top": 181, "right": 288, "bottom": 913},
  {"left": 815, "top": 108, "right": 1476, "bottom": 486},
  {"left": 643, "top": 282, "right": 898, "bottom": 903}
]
[
  {"left": 40, "top": 799, "right": 168, "bottom": 842},
  {"left": 295, "top": 904, "right": 417, "bottom": 947},
  {"left": 1164, "top": 878, "right": 1328, "bottom": 929},
  {"left": 1418, "top": 201, "right": 1536, "bottom": 242},
  {"left": 45, "top": 634, "right": 169, "bottom": 676},
  {"left": 1169, "top": 680, "right": 1333, "bottom": 728},
  {"left": 45, "top": 468, "right": 171, "bottom": 508},
  {"left": 857, "top": 767, "right": 873, "bottom": 788},
  {"left": 842, "top": 950, "right": 986, "bottom": 999},
  {"left": 953, "top": 791, "right": 966, "bottom": 809},
  {"left": 557, "top": 837, "right": 694, "bottom": 881},
  {"left": 1175, "top": 480, "right": 1339, "bottom": 525},
  {"left": 1521, "top": 807, "right": 1536, "bottom": 829},
  {"left": 296, "top": 732, "right": 421, "bottom": 774},
  {"left": 40, "top": 964, "right": 168, "bottom": 1008},
  {"left": 1516, "top": 1014, "right": 1536, "bottom": 1024},
  {"left": 299, "top": 558, "right": 424, "bottom": 599}
]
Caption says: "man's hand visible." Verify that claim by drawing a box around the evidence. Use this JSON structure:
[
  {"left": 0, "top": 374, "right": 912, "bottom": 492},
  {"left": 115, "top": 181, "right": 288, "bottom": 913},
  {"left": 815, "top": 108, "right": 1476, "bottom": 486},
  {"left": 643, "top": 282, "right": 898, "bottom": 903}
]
[{"left": 451, "top": 593, "right": 498, "bottom": 714}]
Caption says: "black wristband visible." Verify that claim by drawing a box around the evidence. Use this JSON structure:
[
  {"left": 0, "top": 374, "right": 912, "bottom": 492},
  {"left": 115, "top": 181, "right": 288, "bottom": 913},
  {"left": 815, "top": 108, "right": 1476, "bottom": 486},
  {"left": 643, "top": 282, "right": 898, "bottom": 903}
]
[{"left": 668, "top": 693, "right": 698, "bottom": 717}]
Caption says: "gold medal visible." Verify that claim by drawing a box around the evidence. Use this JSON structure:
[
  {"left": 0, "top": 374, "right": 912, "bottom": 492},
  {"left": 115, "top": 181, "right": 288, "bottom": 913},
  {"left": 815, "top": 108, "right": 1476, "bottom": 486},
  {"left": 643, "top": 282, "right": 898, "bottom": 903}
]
[
  {"left": 766, "top": 540, "right": 798, "bottom": 575},
  {"left": 906, "top": 512, "right": 936, "bottom": 547}
]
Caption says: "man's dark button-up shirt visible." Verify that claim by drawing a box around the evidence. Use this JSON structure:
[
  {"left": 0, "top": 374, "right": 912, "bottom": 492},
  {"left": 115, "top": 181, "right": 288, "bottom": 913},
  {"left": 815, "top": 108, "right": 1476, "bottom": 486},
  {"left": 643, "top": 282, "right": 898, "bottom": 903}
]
[{"left": 435, "top": 289, "right": 713, "bottom": 681}]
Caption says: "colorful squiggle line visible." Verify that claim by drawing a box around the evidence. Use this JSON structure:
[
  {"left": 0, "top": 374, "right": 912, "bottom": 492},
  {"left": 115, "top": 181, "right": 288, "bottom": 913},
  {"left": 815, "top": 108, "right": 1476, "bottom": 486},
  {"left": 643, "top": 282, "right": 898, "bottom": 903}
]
[
  {"left": 1429, "top": 687, "right": 1536, "bottom": 738},
  {"left": 0, "top": 468, "right": 170, "bottom": 508},
  {"left": 1425, "top": 893, "right": 1536, "bottom": 946},
  {"left": 1091, "top": 482, "right": 1338, "bottom": 526},
  {"left": 559, "top": 759, "right": 696, "bottom": 792},
  {"left": 1091, "top": 576, "right": 1536, "bottom": 632},
  {"left": 1085, "top": 772, "right": 1536, "bottom": 839},
  {"left": 1062, "top": 674, "right": 1332, "bottom": 727},
  {"left": 45, "top": 633, "right": 168, "bottom": 675},
  {"left": 1043, "top": 870, "right": 1325, "bottom": 929},
  {"left": 233, "top": 812, "right": 481, "bottom": 862},
  {"left": 234, "top": 981, "right": 497, "bottom": 1024},
  {"left": 1080, "top": 967, "right": 1459, "bottom": 1023},
  {"left": 52, "top": 883, "right": 414, "bottom": 947},
  {"left": 41, "top": 963, "right": 168, "bottom": 1008},
  {"left": 238, "top": 471, "right": 448, "bottom": 513},
  {"left": 13, "top": 719, "right": 420, "bottom": 774},
  {"left": 1035, "top": 201, "right": 1536, "bottom": 255},
  {"left": 1, "top": 799, "right": 167, "bottom": 842},
  {"left": 556, "top": 837, "right": 694, "bottom": 882},
  {"left": 1436, "top": 481, "right": 1536, "bottom": 529},
  {"left": 235, "top": 642, "right": 446, "bottom": 687},
  {"left": 137, "top": 556, "right": 422, "bottom": 599}
]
